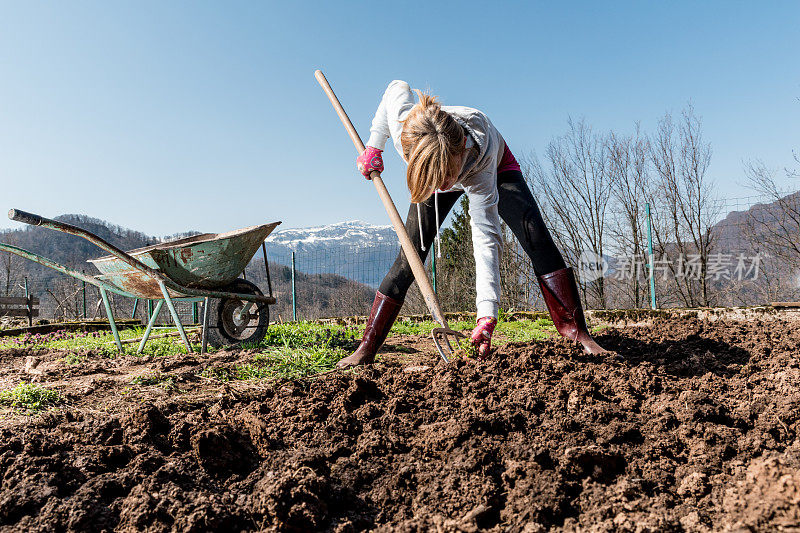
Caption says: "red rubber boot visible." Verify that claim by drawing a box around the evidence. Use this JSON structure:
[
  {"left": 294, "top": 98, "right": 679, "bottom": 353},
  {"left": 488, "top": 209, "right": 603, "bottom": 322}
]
[
  {"left": 336, "top": 291, "right": 402, "bottom": 368},
  {"left": 538, "top": 267, "right": 608, "bottom": 355}
]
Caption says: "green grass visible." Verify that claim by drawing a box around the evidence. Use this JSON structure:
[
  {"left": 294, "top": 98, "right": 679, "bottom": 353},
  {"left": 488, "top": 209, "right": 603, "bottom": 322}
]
[
  {"left": 201, "top": 344, "right": 346, "bottom": 381},
  {"left": 62, "top": 353, "right": 87, "bottom": 365},
  {"left": 131, "top": 372, "right": 177, "bottom": 391},
  {"left": 202, "top": 322, "right": 356, "bottom": 381},
  {"left": 389, "top": 319, "right": 476, "bottom": 337},
  {"left": 0, "top": 382, "right": 61, "bottom": 413},
  {"left": 388, "top": 317, "right": 556, "bottom": 346},
  {"left": 202, "top": 315, "right": 550, "bottom": 381},
  {"left": 251, "top": 347, "right": 343, "bottom": 376},
  {"left": 108, "top": 335, "right": 201, "bottom": 358},
  {"left": 494, "top": 318, "right": 557, "bottom": 343},
  {"left": 0, "top": 327, "right": 202, "bottom": 358},
  {"left": 258, "top": 321, "right": 361, "bottom": 350}
]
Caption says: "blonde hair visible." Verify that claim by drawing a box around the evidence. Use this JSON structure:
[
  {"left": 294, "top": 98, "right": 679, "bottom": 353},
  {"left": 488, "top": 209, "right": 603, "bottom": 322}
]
[{"left": 401, "top": 90, "right": 466, "bottom": 203}]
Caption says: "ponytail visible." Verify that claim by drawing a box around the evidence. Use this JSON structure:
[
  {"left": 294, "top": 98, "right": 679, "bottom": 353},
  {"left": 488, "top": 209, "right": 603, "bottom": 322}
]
[{"left": 401, "top": 90, "right": 465, "bottom": 203}]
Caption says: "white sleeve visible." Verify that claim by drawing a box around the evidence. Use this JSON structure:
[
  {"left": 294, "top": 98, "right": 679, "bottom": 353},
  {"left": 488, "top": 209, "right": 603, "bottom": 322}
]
[
  {"left": 466, "top": 172, "right": 502, "bottom": 319},
  {"left": 367, "top": 80, "right": 415, "bottom": 156}
]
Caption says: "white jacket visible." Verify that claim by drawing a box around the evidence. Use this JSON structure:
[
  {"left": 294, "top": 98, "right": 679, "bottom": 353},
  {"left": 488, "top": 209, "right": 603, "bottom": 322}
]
[{"left": 366, "top": 80, "right": 504, "bottom": 319}]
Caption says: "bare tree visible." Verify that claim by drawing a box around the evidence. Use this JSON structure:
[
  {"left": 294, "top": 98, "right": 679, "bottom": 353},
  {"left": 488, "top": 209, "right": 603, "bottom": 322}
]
[
  {"left": 45, "top": 277, "right": 83, "bottom": 321},
  {"left": 650, "top": 104, "right": 718, "bottom": 307},
  {"left": 738, "top": 159, "right": 800, "bottom": 303},
  {"left": 528, "top": 118, "right": 613, "bottom": 308},
  {"left": 0, "top": 233, "right": 20, "bottom": 297},
  {"left": 743, "top": 159, "right": 800, "bottom": 268},
  {"left": 606, "top": 125, "right": 654, "bottom": 308}
]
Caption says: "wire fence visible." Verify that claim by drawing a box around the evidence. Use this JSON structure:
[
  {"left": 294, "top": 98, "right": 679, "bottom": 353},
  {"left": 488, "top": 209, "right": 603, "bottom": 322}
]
[
  {"left": 245, "top": 244, "right": 404, "bottom": 322},
  {"left": 1, "top": 191, "right": 799, "bottom": 327},
  {"left": 263, "top": 245, "right": 400, "bottom": 289}
]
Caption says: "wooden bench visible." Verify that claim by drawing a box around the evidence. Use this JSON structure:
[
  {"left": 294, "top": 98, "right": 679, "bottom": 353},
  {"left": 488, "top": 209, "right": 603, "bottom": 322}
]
[{"left": 0, "top": 296, "right": 40, "bottom": 326}]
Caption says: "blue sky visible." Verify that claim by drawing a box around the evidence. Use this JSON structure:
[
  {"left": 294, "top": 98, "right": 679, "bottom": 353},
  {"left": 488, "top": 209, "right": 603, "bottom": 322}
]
[{"left": 1, "top": 1, "right": 798, "bottom": 236}]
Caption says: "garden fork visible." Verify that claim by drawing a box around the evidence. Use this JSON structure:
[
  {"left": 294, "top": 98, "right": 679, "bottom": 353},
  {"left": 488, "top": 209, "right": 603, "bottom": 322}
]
[{"left": 315, "top": 69, "right": 464, "bottom": 363}]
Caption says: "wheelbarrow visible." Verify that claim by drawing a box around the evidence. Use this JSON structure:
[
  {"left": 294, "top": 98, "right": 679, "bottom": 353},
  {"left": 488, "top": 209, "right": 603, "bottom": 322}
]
[{"left": 0, "top": 209, "right": 280, "bottom": 354}]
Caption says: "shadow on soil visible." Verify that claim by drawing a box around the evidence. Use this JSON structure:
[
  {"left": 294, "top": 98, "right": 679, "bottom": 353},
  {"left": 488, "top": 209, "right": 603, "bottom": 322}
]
[{"left": 599, "top": 329, "right": 752, "bottom": 377}]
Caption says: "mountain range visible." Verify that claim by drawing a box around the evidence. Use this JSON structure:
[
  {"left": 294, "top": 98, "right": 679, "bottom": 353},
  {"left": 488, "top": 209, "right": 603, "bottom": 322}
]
[
  {"left": 263, "top": 221, "right": 401, "bottom": 287},
  {"left": 266, "top": 220, "right": 397, "bottom": 251}
]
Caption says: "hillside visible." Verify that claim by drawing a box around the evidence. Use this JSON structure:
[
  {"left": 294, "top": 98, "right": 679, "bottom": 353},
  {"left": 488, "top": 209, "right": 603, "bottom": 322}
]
[
  {"left": 711, "top": 191, "right": 800, "bottom": 253},
  {"left": 0, "top": 216, "right": 375, "bottom": 321}
]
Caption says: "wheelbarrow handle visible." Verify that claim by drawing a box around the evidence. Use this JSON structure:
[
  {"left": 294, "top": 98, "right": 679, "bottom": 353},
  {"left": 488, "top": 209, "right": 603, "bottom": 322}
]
[
  {"left": 9, "top": 209, "right": 48, "bottom": 227},
  {"left": 8, "top": 207, "right": 166, "bottom": 282}
]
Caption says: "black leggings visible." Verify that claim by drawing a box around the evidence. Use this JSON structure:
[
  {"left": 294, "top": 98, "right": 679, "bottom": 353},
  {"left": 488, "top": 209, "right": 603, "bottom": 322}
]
[{"left": 378, "top": 169, "right": 567, "bottom": 301}]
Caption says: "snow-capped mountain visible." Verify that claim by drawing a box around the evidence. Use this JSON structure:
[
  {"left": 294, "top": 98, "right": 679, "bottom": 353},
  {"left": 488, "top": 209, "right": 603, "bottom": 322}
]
[
  {"left": 266, "top": 220, "right": 397, "bottom": 252},
  {"left": 264, "top": 221, "right": 401, "bottom": 287}
]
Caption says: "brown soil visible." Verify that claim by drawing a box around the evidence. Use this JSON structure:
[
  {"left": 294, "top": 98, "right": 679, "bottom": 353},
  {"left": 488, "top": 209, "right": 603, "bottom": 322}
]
[{"left": 1, "top": 317, "right": 800, "bottom": 532}]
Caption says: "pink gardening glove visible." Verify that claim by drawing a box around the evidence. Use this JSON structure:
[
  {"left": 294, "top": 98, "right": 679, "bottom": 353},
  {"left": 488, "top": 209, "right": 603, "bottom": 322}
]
[
  {"left": 356, "top": 146, "right": 384, "bottom": 179},
  {"left": 470, "top": 317, "right": 497, "bottom": 359}
]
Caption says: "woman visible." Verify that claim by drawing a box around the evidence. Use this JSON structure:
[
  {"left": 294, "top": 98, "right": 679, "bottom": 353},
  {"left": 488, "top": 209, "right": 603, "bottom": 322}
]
[{"left": 337, "top": 80, "right": 607, "bottom": 368}]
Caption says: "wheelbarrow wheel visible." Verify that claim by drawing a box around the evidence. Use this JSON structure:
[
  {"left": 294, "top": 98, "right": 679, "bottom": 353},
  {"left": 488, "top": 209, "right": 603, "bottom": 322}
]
[{"left": 206, "top": 279, "right": 269, "bottom": 348}]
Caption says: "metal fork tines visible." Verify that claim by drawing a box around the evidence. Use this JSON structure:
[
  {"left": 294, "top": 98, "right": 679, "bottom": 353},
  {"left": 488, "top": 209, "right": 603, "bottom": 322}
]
[{"left": 431, "top": 327, "right": 466, "bottom": 364}]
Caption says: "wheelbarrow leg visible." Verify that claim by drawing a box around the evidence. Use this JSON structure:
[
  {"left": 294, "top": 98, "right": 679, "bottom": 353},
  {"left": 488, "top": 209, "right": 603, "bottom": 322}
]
[
  {"left": 137, "top": 299, "right": 164, "bottom": 354},
  {"left": 100, "top": 288, "right": 123, "bottom": 353},
  {"left": 158, "top": 281, "right": 193, "bottom": 353},
  {"left": 201, "top": 297, "right": 210, "bottom": 355}
]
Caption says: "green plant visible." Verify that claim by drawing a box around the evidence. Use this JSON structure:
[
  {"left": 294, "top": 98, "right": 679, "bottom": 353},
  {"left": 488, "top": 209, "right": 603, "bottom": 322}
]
[
  {"left": 389, "top": 319, "right": 474, "bottom": 337},
  {"left": 252, "top": 345, "right": 343, "bottom": 378},
  {"left": 131, "top": 372, "right": 176, "bottom": 391},
  {"left": 201, "top": 343, "right": 346, "bottom": 382},
  {"left": 62, "top": 354, "right": 87, "bottom": 365},
  {"left": 259, "top": 322, "right": 361, "bottom": 350},
  {"left": 497, "top": 308, "right": 516, "bottom": 322},
  {"left": 457, "top": 337, "right": 478, "bottom": 359},
  {"left": 387, "top": 317, "right": 555, "bottom": 345},
  {"left": 199, "top": 366, "right": 233, "bottom": 382},
  {"left": 0, "top": 382, "right": 61, "bottom": 413},
  {"left": 494, "top": 318, "right": 556, "bottom": 344},
  {"left": 0, "top": 326, "right": 199, "bottom": 358}
]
